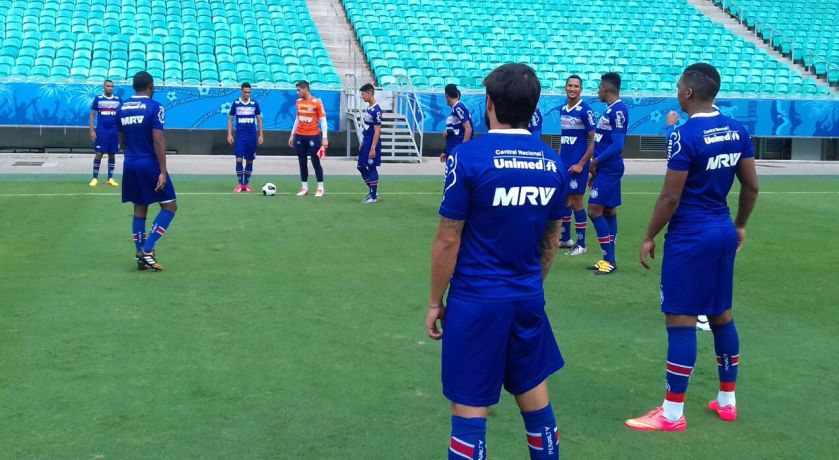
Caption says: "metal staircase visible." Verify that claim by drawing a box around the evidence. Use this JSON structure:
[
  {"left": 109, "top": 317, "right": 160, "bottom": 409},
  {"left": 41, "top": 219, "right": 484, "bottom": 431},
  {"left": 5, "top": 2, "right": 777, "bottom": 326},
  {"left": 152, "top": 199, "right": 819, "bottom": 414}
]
[{"left": 344, "top": 74, "right": 424, "bottom": 162}]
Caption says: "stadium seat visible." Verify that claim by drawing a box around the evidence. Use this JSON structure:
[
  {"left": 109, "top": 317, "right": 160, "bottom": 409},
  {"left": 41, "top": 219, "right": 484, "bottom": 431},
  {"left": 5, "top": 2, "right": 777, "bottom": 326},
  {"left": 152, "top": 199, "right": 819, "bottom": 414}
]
[
  {"left": 341, "top": 0, "right": 837, "bottom": 97},
  {"left": 0, "top": 0, "right": 338, "bottom": 86}
]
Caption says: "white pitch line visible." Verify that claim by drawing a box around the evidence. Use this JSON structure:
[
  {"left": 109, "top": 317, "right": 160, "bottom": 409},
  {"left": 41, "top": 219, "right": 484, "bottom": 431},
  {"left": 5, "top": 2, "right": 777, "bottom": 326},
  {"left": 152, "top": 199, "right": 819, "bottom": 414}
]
[{"left": 0, "top": 191, "right": 837, "bottom": 198}]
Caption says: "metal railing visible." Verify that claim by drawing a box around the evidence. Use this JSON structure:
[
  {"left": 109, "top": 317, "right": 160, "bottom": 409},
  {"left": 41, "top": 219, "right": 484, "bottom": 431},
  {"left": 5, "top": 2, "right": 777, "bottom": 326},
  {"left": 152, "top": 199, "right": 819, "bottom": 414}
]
[
  {"left": 343, "top": 71, "right": 425, "bottom": 161},
  {"left": 717, "top": 0, "right": 838, "bottom": 79},
  {"left": 805, "top": 51, "right": 839, "bottom": 79},
  {"left": 330, "top": 1, "right": 360, "bottom": 80},
  {"left": 393, "top": 74, "right": 425, "bottom": 159}
]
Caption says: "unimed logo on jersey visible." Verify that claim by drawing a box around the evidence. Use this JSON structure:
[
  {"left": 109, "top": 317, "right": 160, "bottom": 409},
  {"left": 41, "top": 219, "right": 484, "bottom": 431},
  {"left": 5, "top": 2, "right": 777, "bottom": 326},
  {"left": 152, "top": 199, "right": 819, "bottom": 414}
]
[
  {"left": 706, "top": 152, "right": 742, "bottom": 170},
  {"left": 492, "top": 186, "right": 556, "bottom": 207}
]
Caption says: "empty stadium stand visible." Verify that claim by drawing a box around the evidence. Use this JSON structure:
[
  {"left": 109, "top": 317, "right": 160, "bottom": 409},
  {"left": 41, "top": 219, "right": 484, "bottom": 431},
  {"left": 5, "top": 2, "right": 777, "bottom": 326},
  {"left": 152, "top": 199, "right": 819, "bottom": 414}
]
[
  {"left": 714, "top": 0, "right": 839, "bottom": 85},
  {"left": 0, "top": 0, "right": 341, "bottom": 86},
  {"left": 343, "top": 0, "right": 835, "bottom": 97}
]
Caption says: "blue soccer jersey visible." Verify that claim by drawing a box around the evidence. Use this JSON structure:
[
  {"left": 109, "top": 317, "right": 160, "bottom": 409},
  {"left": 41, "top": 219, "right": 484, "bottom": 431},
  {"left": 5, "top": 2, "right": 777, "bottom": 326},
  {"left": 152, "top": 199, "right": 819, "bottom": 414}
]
[
  {"left": 118, "top": 96, "right": 164, "bottom": 159},
  {"left": 528, "top": 107, "right": 543, "bottom": 137},
  {"left": 91, "top": 94, "right": 121, "bottom": 134},
  {"left": 661, "top": 110, "right": 753, "bottom": 315},
  {"left": 362, "top": 103, "right": 382, "bottom": 143},
  {"left": 593, "top": 99, "right": 629, "bottom": 175},
  {"left": 666, "top": 111, "right": 755, "bottom": 232},
  {"left": 559, "top": 100, "right": 596, "bottom": 167},
  {"left": 445, "top": 101, "right": 471, "bottom": 153},
  {"left": 118, "top": 95, "right": 175, "bottom": 205},
  {"left": 440, "top": 130, "right": 567, "bottom": 300},
  {"left": 229, "top": 99, "right": 261, "bottom": 137}
]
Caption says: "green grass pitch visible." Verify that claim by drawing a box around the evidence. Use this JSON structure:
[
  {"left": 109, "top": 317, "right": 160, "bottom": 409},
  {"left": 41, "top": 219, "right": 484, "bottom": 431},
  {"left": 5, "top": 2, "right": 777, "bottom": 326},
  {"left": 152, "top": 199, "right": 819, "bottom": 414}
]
[{"left": 1, "top": 175, "right": 837, "bottom": 459}]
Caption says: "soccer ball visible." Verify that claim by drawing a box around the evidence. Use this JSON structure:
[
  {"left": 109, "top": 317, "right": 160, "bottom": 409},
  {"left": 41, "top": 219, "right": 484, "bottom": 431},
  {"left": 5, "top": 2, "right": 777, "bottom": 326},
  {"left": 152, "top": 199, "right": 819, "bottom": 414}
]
[{"left": 262, "top": 183, "right": 277, "bottom": 196}]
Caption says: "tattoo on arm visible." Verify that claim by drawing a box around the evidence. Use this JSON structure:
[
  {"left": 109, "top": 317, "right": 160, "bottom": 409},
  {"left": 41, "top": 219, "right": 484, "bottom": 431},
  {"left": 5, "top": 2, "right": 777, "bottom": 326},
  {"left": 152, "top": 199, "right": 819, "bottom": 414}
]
[
  {"left": 539, "top": 220, "right": 561, "bottom": 278},
  {"left": 439, "top": 217, "right": 465, "bottom": 234}
]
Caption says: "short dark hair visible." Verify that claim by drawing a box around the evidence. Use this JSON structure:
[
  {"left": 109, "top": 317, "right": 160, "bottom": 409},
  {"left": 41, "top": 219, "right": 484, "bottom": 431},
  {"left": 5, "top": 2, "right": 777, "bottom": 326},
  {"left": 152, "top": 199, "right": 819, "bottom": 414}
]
[
  {"left": 601, "top": 72, "right": 621, "bottom": 91},
  {"left": 132, "top": 71, "right": 153, "bottom": 92},
  {"left": 483, "top": 63, "right": 541, "bottom": 128},
  {"left": 241, "top": 82, "right": 251, "bottom": 89},
  {"left": 296, "top": 80, "right": 310, "bottom": 89},
  {"left": 682, "top": 63, "right": 721, "bottom": 101},
  {"left": 103, "top": 79, "right": 113, "bottom": 84},
  {"left": 444, "top": 83, "right": 460, "bottom": 99},
  {"left": 360, "top": 83, "right": 375, "bottom": 93},
  {"left": 566, "top": 74, "right": 582, "bottom": 84}
]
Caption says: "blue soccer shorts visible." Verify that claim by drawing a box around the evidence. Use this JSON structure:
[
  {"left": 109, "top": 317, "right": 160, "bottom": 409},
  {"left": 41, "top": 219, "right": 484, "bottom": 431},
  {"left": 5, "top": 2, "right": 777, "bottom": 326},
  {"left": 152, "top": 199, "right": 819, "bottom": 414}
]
[
  {"left": 94, "top": 132, "right": 119, "bottom": 154},
  {"left": 564, "top": 163, "right": 590, "bottom": 196},
  {"left": 588, "top": 172, "right": 622, "bottom": 208},
  {"left": 441, "top": 294, "right": 565, "bottom": 407},
  {"left": 661, "top": 226, "right": 738, "bottom": 316},
  {"left": 358, "top": 140, "right": 382, "bottom": 167},
  {"left": 235, "top": 136, "right": 257, "bottom": 160},
  {"left": 121, "top": 157, "right": 177, "bottom": 206}
]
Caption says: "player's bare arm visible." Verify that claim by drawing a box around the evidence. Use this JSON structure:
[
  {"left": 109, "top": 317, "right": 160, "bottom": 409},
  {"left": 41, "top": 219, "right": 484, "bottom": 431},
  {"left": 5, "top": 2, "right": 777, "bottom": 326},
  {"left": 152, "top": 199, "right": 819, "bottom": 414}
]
[
  {"left": 152, "top": 129, "right": 167, "bottom": 192},
  {"left": 226, "top": 115, "right": 234, "bottom": 145},
  {"left": 257, "top": 114, "right": 264, "bottom": 145},
  {"left": 370, "top": 125, "right": 381, "bottom": 159},
  {"left": 539, "top": 219, "right": 562, "bottom": 280},
  {"left": 734, "top": 157, "right": 759, "bottom": 251},
  {"left": 463, "top": 120, "right": 473, "bottom": 142},
  {"left": 427, "top": 217, "right": 464, "bottom": 340},
  {"left": 640, "top": 169, "right": 689, "bottom": 269},
  {"left": 89, "top": 109, "right": 97, "bottom": 141},
  {"left": 571, "top": 131, "right": 596, "bottom": 174}
]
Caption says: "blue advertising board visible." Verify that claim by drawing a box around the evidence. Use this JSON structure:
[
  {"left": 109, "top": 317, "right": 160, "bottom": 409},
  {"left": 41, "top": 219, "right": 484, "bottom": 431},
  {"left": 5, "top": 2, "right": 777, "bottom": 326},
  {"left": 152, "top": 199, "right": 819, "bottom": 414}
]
[
  {"left": 1, "top": 82, "right": 837, "bottom": 137},
  {"left": 0, "top": 82, "right": 341, "bottom": 131},
  {"left": 415, "top": 92, "right": 839, "bottom": 138}
]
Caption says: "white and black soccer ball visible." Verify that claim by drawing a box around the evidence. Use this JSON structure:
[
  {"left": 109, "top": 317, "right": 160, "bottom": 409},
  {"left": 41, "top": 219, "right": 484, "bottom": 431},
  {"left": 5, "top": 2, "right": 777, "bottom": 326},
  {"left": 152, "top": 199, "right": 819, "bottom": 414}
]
[{"left": 262, "top": 182, "right": 277, "bottom": 196}]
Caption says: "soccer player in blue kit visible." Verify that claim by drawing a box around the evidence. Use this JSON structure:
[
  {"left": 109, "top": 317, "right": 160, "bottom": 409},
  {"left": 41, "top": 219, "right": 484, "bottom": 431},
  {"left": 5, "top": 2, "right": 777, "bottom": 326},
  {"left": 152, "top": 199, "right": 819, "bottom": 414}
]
[
  {"left": 88, "top": 79, "right": 121, "bottom": 187},
  {"left": 440, "top": 84, "right": 472, "bottom": 162},
  {"left": 227, "top": 82, "right": 263, "bottom": 193},
  {"left": 528, "top": 106, "right": 543, "bottom": 138},
  {"left": 357, "top": 83, "right": 382, "bottom": 203},
  {"left": 625, "top": 63, "right": 759, "bottom": 431},
  {"left": 587, "top": 73, "right": 628, "bottom": 275},
  {"left": 559, "top": 75, "right": 596, "bottom": 255},
  {"left": 427, "top": 64, "right": 567, "bottom": 460},
  {"left": 119, "top": 71, "right": 177, "bottom": 271}
]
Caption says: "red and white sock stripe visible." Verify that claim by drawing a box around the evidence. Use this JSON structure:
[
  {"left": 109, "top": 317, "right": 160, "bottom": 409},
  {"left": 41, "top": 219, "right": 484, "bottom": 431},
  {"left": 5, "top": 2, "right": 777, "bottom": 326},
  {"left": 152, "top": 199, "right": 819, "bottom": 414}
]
[
  {"left": 666, "top": 361, "right": 694, "bottom": 378},
  {"left": 450, "top": 436, "right": 475, "bottom": 460},
  {"left": 526, "top": 431, "right": 543, "bottom": 451},
  {"left": 575, "top": 223, "right": 587, "bottom": 229},
  {"left": 598, "top": 236, "right": 611, "bottom": 244},
  {"left": 154, "top": 226, "right": 167, "bottom": 235},
  {"left": 561, "top": 216, "right": 572, "bottom": 223},
  {"left": 716, "top": 354, "right": 740, "bottom": 367}
]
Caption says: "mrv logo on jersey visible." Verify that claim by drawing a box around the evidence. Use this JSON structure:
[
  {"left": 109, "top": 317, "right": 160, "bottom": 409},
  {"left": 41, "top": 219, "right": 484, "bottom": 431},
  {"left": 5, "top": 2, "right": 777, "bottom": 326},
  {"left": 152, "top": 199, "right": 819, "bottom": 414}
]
[
  {"left": 121, "top": 115, "right": 145, "bottom": 125},
  {"left": 493, "top": 187, "right": 556, "bottom": 207},
  {"left": 706, "top": 152, "right": 742, "bottom": 170}
]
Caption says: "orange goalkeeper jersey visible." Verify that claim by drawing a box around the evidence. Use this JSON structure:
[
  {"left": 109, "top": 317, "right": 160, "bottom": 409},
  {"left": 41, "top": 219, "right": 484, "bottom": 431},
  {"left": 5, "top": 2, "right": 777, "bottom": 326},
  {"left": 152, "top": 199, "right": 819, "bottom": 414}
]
[{"left": 294, "top": 97, "right": 326, "bottom": 136}]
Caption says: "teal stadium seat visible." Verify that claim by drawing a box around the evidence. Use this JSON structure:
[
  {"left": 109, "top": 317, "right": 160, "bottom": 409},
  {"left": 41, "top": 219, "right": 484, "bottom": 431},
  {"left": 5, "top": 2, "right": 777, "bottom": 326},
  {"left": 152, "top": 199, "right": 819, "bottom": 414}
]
[
  {"left": 0, "top": 0, "right": 338, "bottom": 86},
  {"left": 722, "top": 0, "right": 838, "bottom": 89},
  {"left": 342, "top": 0, "right": 836, "bottom": 97}
]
